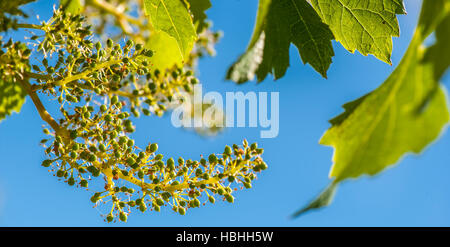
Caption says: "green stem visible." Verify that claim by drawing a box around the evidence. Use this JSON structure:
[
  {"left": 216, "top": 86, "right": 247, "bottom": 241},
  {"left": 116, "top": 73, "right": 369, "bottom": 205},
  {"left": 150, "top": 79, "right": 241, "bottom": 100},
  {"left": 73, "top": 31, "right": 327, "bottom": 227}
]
[
  {"left": 15, "top": 23, "right": 43, "bottom": 30},
  {"left": 17, "top": 79, "right": 65, "bottom": 136}
]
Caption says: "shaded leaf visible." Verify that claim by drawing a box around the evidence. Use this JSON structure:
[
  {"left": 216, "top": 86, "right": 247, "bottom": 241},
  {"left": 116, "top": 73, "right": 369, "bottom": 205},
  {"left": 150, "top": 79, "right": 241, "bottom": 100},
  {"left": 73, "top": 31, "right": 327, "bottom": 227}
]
[
  {"left": 310, "top": 0, "right": 406, "bottom": 64},
  {"left": 321, "top": 0, "right": 450, "bottom": 182},
  {"left": 185, "top": 0, "right": 212, "bottom": 33},
  {"left": 0, "top": 78, "right": 26, "bottom": 122},
  {"left": 295, "top": 0, "right": 450, "bottom": 216},
  {"left": 227, "top": 0, "right": 335, "bottom": 83},
  {"left": 145, "top": 31, "right": 183, "bottom": 71},
  {"left": 60, "top": 0, "right": 85, "bottom": 15},
  {"left": 292, "top": 183, "right": 338, "bottom": 218},
  {"left": 0, "top": 0, "right": 35, "bottom": 16},
  {"left": 144, "top": 0, "right": 197, "bottom": 61}
]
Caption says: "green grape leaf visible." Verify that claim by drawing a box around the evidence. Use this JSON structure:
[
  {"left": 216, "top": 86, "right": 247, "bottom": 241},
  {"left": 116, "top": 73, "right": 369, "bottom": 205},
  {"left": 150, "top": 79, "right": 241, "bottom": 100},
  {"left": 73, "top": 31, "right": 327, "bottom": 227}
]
[
  {"left": 292, "top": 183, "right": 338, "bottom": 218},
  {"left": 0, "top": 0, "right": 35, "bottom": 16},
  {"left": 144, "top": 0, "right": 197, "bottom": 61},
  {"left": 145, "top": 31, "right": 183, "bottom": 71},
  {"left": 185, "top": 0, "right": 212, "bottom": 33},
  {"left": 60, "top": 0, "right": 85, "bottom": 14},
  {"left": 295, "top": 0, "right": 450, "bottom": 217},
  {"left": 227, "top": 0, "right": 335, "bottom": 84},
  {"left": 309, "top": 0, "right": 406, "bottom": 64},
  {"left": 0, "top": 78, "right": 26, "bottom": 122}
]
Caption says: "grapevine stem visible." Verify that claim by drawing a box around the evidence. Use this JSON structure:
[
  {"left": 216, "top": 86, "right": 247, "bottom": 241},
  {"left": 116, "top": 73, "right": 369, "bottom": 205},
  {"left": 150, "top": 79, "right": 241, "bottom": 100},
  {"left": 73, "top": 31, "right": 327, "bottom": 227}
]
[
  {"left": 17, "top": 79, "right": 65, "bottom": 136},
  {"left": 15, "top": 23, "right": 43, "bottom": 30},
  {"left": 89, "top": 0, "right": 140, "bottom": 34}
]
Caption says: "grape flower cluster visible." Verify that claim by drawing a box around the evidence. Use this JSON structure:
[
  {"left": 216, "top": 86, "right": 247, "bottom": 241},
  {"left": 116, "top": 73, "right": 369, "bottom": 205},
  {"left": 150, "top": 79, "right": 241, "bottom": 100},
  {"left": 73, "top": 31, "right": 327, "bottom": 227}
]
[{"left": 0, "top": 3, "right": 267, "bottom": 223}]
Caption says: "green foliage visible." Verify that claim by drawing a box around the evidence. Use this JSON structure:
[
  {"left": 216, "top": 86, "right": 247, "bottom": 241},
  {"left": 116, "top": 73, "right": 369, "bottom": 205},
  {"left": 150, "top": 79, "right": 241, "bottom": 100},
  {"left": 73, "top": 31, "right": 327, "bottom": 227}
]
[
  {"left": 144, "top": 0, "right": 197, "bottom": 61},
  {"left": 0, "top": 39, "right": 30, "bottom": 122},
  {"left": 295, "top": 0, "right": 450, "bottom": 216},
  {"left": 60, "top": 0, "right": 85, "bottom": 14},
  {"left": 292, "top": 183, "right": 337, "bottom": 218},
  {"left": 145, "top": 31, "right": 183, "bottom": 71},
  {"left": 0, "top": 0, "right": 35, "bottom": 16},
  {"left": 228, "top": 0, "right": 406, "bottom": 83},
  {"left": 185, "top": 0, "right": 212, "bottom": 33},
  {"left": 0, "top": 0, "right": 35, "bottom": 31},
  {"left": 227, "top": 0, "right": 335, "bottom": 83},
  {"left": 0, "top": 78, "right": 26, "bottom": 122},
  {"left": 2, "top": 0, "right": 450, "bottom": 222},
  {"left": 310, "top": 0, "right": 406, "bottom": 64},
  {"left": 0, "top": 0, "right": 266, "bottom": 223}
]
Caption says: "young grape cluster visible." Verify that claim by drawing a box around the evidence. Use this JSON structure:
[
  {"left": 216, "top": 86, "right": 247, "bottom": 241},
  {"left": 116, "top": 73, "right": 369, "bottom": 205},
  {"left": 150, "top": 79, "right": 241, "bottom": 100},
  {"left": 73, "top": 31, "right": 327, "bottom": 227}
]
[{"left": 0, "top": 2, "right": 266, "bottom": 223}]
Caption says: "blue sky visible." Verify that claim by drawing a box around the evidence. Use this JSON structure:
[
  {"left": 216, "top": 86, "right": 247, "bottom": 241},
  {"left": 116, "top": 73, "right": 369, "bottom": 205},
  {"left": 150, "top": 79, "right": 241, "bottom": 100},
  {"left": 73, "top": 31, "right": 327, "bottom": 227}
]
[{"left": 1, "top": 0, "right": 450, "bottom": 226}]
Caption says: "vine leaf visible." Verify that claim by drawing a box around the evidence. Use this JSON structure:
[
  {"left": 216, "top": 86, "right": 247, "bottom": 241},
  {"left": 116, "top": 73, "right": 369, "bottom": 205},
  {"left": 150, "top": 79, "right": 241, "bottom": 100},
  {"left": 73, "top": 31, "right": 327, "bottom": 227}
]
[
  {"left": 144, "top": 0, "right": 197, "bottom": 62},
  {"left": 295, "top": 0, "right": 450, "bottom": 216},
  {"left": 60, "top": 0, "right": 85, "bottom": 14},
  {"left": 310, "top": 0, "right": 406, "bottom": 64},
  {"left": 185, "top": 0, "right": 211, "bottom": 33},
  {"left": 0, "top": 78, "right": 26, "bottom": 123},
  {"left": 292, "top": 183, "right": 337, "bottom": 218},
  {"left": 227, "top": 0, "right": 335, "bottom": 83},
  {"left": 145, "top": 31, "right": 183, "bottom": 71},
  {"left": 0, "top": 0, "right": 35, "bottom": 16}
]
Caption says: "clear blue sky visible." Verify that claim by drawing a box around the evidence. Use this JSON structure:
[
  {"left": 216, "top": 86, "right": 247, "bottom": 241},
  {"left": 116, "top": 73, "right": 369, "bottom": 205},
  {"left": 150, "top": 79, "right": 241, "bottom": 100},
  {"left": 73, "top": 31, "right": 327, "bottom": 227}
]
[{"left": 1, "top": 0, "right": 450, "bottom": 226}]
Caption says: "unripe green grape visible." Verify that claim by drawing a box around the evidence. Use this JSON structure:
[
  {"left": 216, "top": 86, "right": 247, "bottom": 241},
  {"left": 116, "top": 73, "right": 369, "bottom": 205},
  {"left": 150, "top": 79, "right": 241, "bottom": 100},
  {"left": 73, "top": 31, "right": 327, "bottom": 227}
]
[
  {"left": 70, "top": 152, "right": 77, "bottom": 159},
  {"left": 88, "top": 154, "right": 97, "bottom": 162},
  {"left": 104, "top": 114, "right": 112, "bottom": 122},
  {"left": 99, "top": 144, "right": 106, "bottom": 152},
  {"left": 135, "top": 43, "right": 143, "bottom": 51},
  {"left": 100, "top": 105, "right": 107, "bottom": 112},
  {"left": 126, "top": 157, "right": 136, "bottom": 166},
  {"left": 139, "top": 204, "right": 147, "bottom": 212},
  {"left": 95, "top": 41, "right": 101, "bottom": 50},
  {"left": 244, "top": 182, "right": 252, "bottom": 189},
  {"left": 80, "top": 180, "right": 88, "bottom": 187},
  {"left": 208, "top": 196, "right": 215, "bottom": 204},
  {"left": 167, "top": 158, "right": 175, "bottom": 170},
  {"left": 200, "top": 158, "right": 207, "bottom": 166},
  {"left": 217, "top": 188, "right": 225, "bottom": 195},
  {"left": 259, "top": 162, "right": 268, "bottom": 170},
  {"left": 156, "top": 198, "right": 164, "bottom": 206},
  {"left": 194, "top": 198, "right": 200, "bottom": 207},
  {"left": 225, "top": 194, "right": 234, "bottom": 203},
  {"left": 106, "top": 214, "right": 114, "bottom": 223},
  {"left": 119, "top": 212, "right": 127, "bottom": 222},
  {"left": 208, "top": 154, "right": 217, "bottom": 164},
  {"left": 178, "top": 207, "right": 186, "bottom": 215},
  {"left": 126, "top": 40, "right": 133, "bottom": 47},
  {"left": 149, "top": 143, "right": 158, "bottom": 153},
  {"left": 42, "top": 160, "right": 52, "bottom": 167},
  {"left": 90, "top": 195, "right": 99, "bottom": 203},
  {"left": 56, "top": 170, "right": 65, "bottom": 177},
  {"left": 68, "top": 177, "right": 75, "bottom": 186},
  {"left": 224, "top": 145, "right": 232, "bottom": 155},
  {"left": 106, "top": 38, "right": 113, "bottom": 48},
  {"left": 111, "top": 95, "right": 119, "bottom": 105},
  {"left": 228, "top": 176, "right": 235, "bottom": 182}
]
